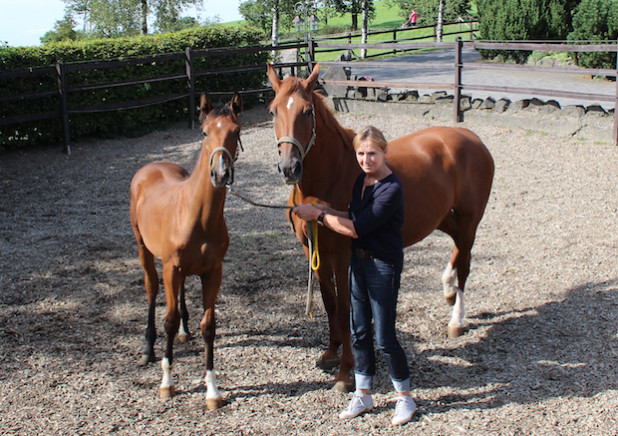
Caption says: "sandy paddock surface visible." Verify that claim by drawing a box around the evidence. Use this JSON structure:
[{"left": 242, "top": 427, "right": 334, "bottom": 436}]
[{"left": 0, "top": 104, "right": 617, "bottom": 435}]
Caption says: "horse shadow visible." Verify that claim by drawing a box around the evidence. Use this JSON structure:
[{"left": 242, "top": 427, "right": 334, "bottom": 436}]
[{"left": 396, "top": 278, "right": 618, "bottom": 414}]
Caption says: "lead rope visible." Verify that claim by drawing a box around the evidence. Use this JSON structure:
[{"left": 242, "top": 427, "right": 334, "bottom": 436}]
[
  {"left": 274, "top": 99, "right": 319, "bottom": 320},
  {"left": 290, "top": 184, "right": 320, "bottom": 320}
]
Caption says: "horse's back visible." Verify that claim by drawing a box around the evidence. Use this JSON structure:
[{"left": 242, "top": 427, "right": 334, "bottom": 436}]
[{"left": 387, "top": 126, "right": 494, "bottom": 245}]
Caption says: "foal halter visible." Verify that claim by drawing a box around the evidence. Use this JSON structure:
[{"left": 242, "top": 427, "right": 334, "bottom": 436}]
[
  {"left": 208, "top": 135, "right": 243, "bottom": 185},
  {"left": 275, "top": 98, "right": 316, "bottom": 161}
]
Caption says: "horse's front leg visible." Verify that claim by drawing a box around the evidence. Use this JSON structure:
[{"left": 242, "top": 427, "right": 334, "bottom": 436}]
[
  {"left": 177, "top": 280, "right": 191, "bottom": 343},
  {"left": 159, "top": 262, "right": 182, "bottom": 398},
  {"left": 138, "top": 244, "right": 158, "bottom": 366},
  {"left": 313, "top": 255, "right": 353, "bottom": 393},
  {"left": 200, "top": 263, "right": 223, "bottom": 410}
]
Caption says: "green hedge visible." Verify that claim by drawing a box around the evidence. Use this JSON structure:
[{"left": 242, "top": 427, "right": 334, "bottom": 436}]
[{"left": 0, "top": 25, "right": 269, "bottom": 150}]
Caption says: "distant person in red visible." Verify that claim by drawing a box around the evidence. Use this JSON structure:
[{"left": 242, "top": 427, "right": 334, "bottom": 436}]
[
  {"left": 409, "top": 10, "right": 417, "bottom": 26},
  {"left": 404, "top": 9, "right": 417, "bottom": 27}
]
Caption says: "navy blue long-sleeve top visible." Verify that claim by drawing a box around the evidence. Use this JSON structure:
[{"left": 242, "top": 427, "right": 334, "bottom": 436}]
[{"left": 348, "top": 172, "right": 404, "bottom": 267}]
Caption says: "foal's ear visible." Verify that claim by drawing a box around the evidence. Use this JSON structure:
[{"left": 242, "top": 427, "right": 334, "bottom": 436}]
[
  {"left": 266, "top": 63, "right": 281, "bottom": 92},
  {"left": 199, "top": 93, "right": 213, "bottom": 122},
  {"left": 304, "top": 62, "right": 321, "bottom": 92},
  {"left": 230, "top": 92, "right": 243, "bottom": 116}
]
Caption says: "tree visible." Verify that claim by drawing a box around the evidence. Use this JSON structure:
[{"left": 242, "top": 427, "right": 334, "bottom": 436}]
[
  {"left": 62, "top": 0, "right": 204, "bottom": 37},
  {"left": 41, "top": 11, "right": 80, "bottom": 44},
  {"left": 568, "top": 0, "right": 618, "bottom": 69},
  {"left": 477, "top": 0, "right": 579, "bottom": 62}
]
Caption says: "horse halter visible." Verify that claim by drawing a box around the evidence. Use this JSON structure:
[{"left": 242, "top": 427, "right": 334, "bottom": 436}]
[
  {"left": 275, "top": 98, "right": 317, "bottom": 161},
  {"left": 208, "top": 135, "right": 243, "bottom": 185}
]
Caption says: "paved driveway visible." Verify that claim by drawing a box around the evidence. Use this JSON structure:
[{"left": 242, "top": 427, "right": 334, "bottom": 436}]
[{"left": 346, "top": 47, "right": 615, "bottom": 110}]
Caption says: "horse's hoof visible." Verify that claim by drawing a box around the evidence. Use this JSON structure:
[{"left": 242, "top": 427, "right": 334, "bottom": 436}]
[
  {"left": 139, "top": 354, "right": 155, "bottom": 367},
  {"left": 317, "top": 357, "right": 340, "bottom": 370},
  {"left": 445, "top": 294, "right": 457, "bottom": 306},
  {"left": 178, "top": 333, "right": 190, "bottom": 343},
  {"left": 447, "top": 326, "right": 465, "bottom": 338},
  {"left": 159, "top": 385, "right": 176, "bottom": 398},
  {"left": 332, "top": 380, "right": 353, "bottom": 393},
  {"left": 206, "top": 397, "right": 223, "bottom": 410}
]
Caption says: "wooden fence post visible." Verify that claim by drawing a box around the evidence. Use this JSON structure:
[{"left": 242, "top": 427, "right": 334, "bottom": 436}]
[
  {"left": 308, "top": 37, "right": 315, "bottom": 69},
  {"left": 614, "top": 39, "right": 618, "bottom": 146},
  {"left": 393, "top": 29, "right": 397, "bottom": 55},
  {"left": 185, "top": 47, "right": 196, "bottom": 130},
  {"left": 454, "top": 37, "right": 463, "bottom": 123},
  {"left": 56, "top": 61, "right": 71, "bottom": 155}
]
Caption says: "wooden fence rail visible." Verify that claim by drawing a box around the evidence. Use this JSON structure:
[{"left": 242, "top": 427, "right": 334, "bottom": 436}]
[
  {"left": 315, "top": 39, "right": 618, "bottom": 144},
  {"left": 2, "top": 33, "right": 617, "bottom": 153}
]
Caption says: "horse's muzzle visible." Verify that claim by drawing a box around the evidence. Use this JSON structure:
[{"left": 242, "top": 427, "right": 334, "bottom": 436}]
[
  {"left": 211, "top": 166, "right": 233, "bottom": 187},
  {"left": 278, "top": 159, "right": 302, "bottom": 185}
]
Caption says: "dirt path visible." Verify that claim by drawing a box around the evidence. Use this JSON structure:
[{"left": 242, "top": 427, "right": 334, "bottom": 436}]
[{"left": 0, "top": 105, "right": 617, "bottom": 435}]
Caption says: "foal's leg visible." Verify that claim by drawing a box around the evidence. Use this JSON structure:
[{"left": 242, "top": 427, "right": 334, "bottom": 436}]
[
  {"left": 177, "top": 280, "right": 191, "bottom": 343},
  {"left": 138, "top": 243, "right": 159, "bottom": 366},
  {"left": 159, "top": 262, "right": 182, "bottom": 398},
  {"left": 200, "top": 263, "right": 223, "bottom": 410}
]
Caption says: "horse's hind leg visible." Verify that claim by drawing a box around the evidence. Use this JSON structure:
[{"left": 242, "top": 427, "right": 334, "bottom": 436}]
[
  {"left": 200, "top": 263, "right": 223, "bottom": 410},
  {"left": 159, "top": 262, "right": 182, "bottom": 398},
  {"left": 177, "top": 280, "right": 191, "bottom": 343},
  {"left": 137, "top": 242, "right": 159, "bottom": 366},
  {"left": 439, "top": 210, "right": 477, "bottom": 337}
]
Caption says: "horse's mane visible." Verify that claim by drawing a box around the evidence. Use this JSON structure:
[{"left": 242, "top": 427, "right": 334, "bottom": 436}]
[{"left": 311, "top": 89, "right": 356, "bottom": 152}]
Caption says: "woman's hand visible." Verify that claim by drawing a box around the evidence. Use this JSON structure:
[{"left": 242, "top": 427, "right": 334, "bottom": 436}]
[{"left": 293, "top": 204, "right": 321, "bottom": 221}]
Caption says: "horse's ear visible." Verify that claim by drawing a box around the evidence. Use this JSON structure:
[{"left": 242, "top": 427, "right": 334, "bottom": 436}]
[
  {"left": 199, "top": 93, "right": 213, "bottom": 122},
  {"left": 266, "top": 63, "right": 281, "bottom": 92},
  {"left": 304, "top": 62, "right": 321, "bottom": 92},
  {"left": 230, "top": 92, "right": 243, "bottom": 116}
]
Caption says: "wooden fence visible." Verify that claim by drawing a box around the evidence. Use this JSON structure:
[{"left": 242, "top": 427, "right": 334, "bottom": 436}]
[
  {"left": 2, "top": 31, "right": 617, "bottom": 153},
  {"left": 312, "top": 39, "right": 618, "bottom": 144}
]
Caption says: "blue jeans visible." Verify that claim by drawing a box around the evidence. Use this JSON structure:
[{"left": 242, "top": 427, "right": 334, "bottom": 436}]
[{"left": 349, "top": 252, "right": 411, "bottom": 393}]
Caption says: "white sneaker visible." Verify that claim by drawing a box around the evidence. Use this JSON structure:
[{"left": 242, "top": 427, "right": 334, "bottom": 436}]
[
  {"left": 392, "top": 395, "right": 416, "bottom": 425},
  {"left": 339, "top": 391, "right": 373, "bottom": 419}
]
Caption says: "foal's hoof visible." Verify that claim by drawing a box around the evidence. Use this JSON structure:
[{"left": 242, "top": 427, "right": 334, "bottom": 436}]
[
  {"left": 159, "top": 385, "right": 176, "bottom": 398},
  {"left": 317, "top": 357, "right": 340, "bottom": 371},
  {"left": 177, "top": 333, "right": 190, "bottom": 343},
  {"left": 445, "top": 294, "right": 457, "bottom": 306},
  {"left": 332, "top": 380, "right": 353, "bottom": 393},
  {"left": 206, "top": 397, "right": 223, "bottom": 410},
  {"left": 447, "top": 326, "right": 465, "bottom": 338},
  {"left": 139, "top": 354, "right": 155, "bottom": 367}
]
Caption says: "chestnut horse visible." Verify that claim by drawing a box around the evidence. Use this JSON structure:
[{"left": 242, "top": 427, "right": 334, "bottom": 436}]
[
  {"left": 267, "top": 63, "right": 494, "bottom": 391},
  {"left": 129, "top": 93, "right": 242, "bottom": 409}
]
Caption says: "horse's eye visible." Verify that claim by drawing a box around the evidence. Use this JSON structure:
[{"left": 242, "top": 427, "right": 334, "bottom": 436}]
[{"left": 202, "top": 130, "right": 208, "bottom": 137}]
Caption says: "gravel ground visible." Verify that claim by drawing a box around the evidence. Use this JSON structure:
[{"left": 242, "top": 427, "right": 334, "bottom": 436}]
[{"left": 1, "top": 103, "right": 617, "bottom": 435}]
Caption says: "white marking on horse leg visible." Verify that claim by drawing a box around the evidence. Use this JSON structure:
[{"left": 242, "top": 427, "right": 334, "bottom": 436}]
[
  {"left": 442, "top": 262, "right": 458, "bottom": 301},
  {"left": 178, "top": 321, "right": 188, "bottom": 338},
  {"left": 448, "top": 290, "right": 465, "bottom": 329},
  {"left": 205, "top": 369, "right": 221, "bottom": 402},
  {"left": 286, "top": 96, "right": 294, "bottom": 110},
  {"left": 161, "top": 357, "right": 173, "bottom": 390}
]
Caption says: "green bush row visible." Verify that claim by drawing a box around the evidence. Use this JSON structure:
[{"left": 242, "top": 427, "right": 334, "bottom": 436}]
[{"left": 0, "top": 25, "right": 269, "bottom": 150}]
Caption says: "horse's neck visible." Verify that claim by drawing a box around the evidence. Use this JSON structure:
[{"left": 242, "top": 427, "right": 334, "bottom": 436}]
[
  {"left": 185, "top": 143, "right": 226, "bottom": 228},
  {"left": 298, "top": 102, "right": 358, "bottom": 202}
]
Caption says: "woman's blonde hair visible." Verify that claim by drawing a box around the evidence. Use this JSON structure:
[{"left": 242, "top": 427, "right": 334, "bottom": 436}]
[{"left": 352, "top": 125, "right": 388, "bottom": 151}]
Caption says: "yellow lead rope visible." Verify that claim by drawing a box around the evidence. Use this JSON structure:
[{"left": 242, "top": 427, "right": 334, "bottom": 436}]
[{"left": 292, "top": 185, "right": 320, "bottom": 319}]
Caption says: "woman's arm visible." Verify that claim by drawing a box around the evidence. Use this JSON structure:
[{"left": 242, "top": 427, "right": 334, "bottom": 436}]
[{"left": 293, "top": 204, "right": 358, "bottom": 238}]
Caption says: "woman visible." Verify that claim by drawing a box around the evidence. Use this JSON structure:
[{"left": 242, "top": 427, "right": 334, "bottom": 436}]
[{"left": 293, "top": 126, "right": 416, "bottom": 426}]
